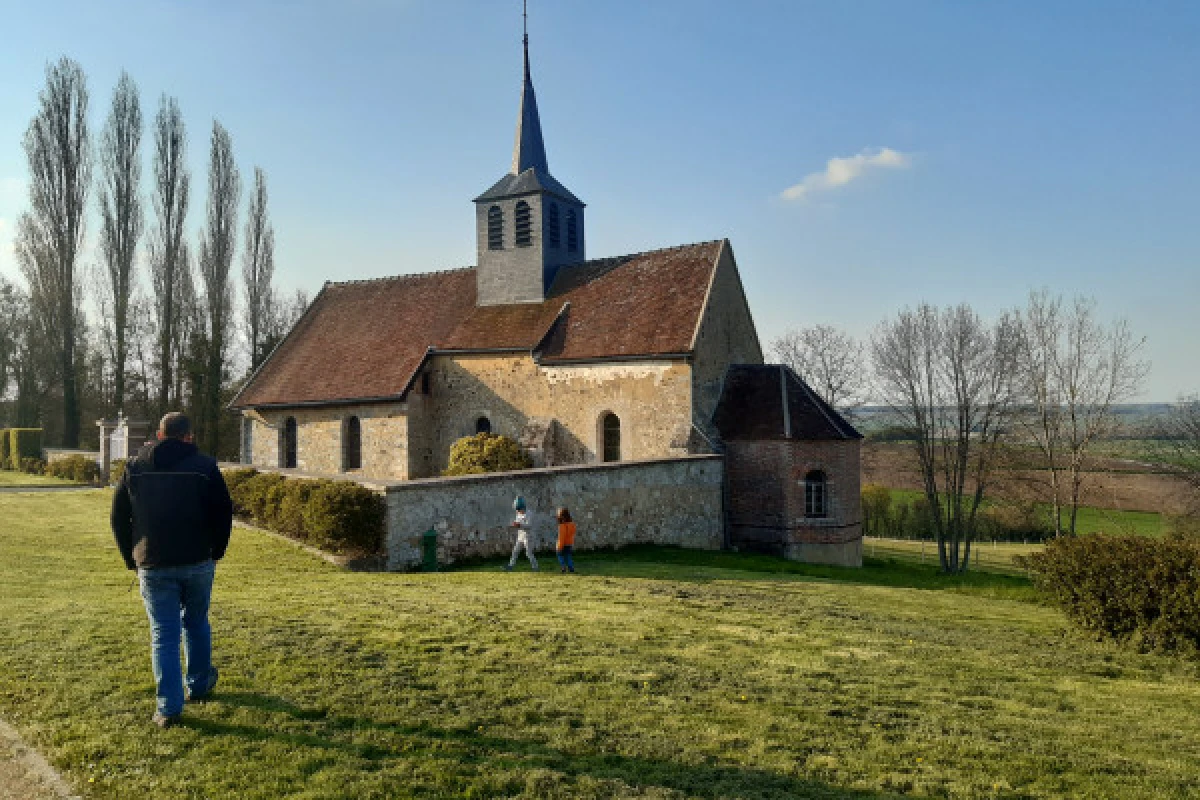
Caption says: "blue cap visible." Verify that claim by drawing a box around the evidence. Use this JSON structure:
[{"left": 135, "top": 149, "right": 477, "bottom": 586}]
[{"left": 513, "top": 496, "right": 526, "bottom": 511}]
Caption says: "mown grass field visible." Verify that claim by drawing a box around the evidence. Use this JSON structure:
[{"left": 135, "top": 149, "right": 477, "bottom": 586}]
[
  {"left": 2, "top": 491, "right": 1199, "bottom": 798},
  {"left": 0, "top": 469, "right": 77, "bottom": 487}
]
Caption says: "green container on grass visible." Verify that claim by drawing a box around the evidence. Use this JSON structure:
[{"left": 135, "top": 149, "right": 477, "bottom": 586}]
[{"left": 422, "top": 528, "right": 438, "bottom": 572}]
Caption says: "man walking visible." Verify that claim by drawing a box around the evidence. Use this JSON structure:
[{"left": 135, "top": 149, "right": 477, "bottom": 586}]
[{"left": 111, "top": 412, "right": 234, "bottom": 728}]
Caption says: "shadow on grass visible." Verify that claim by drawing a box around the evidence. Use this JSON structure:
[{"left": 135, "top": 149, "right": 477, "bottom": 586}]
[
  {"left": 450, "top": 544, "right": 1034, "bottom": 596},
  {"left": 187, "top": 690, "right": 903, "bottom": 799}
]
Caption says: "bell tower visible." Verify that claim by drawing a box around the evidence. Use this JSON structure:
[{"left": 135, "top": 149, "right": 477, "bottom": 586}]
[{"left": 474, "top": 2, "right": 585, "bottom": 306}]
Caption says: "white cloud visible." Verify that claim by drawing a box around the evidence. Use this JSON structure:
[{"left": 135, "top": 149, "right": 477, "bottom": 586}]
[{"left": 781, "top": 147, "right": 912, "bottom": 201}]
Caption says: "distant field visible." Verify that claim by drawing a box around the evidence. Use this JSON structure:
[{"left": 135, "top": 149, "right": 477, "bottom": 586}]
[
  {"left": 864, "top": 537, "right": 1039, "bottom": 576},
  {"left": 881, "top": 488, "right": 1165, "bottom": 537}
]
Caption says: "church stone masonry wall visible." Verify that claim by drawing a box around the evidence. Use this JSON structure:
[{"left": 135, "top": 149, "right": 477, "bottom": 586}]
[
  {"left": 245, "top": 403, "right": 411, "bottom": 480},
  {"left": 689, "top": 244, "right": 764, "bottom": 446},
  {"left": 385, "top": 455, "right": 724, "bottom": 569},
  {"left": 420, "top": 354, "right": 693, "bottom": 476}
]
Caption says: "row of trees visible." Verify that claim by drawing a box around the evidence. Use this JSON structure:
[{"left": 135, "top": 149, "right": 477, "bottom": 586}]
[
  {"left": 0, "top": 58, "right": 307, "bottom": 458},
  {"left": 771, "top": 292, "right": 1154, "bottom": 572}
]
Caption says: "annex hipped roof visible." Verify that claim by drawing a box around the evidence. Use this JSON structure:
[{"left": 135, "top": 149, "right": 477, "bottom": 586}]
[
  {"left": 712, "top": 364, "right": 863, "bottom": 441},
  {"left": 230, "top": 240, "right": 726, "bottom": 409}
]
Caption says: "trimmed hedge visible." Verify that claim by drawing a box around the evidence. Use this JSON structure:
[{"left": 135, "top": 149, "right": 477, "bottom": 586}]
[
  {"left": 223, "top": 468, "right": 385, "bottom": 555},
  {"left": 19, "top": 457, "right": 46, "bottom": 475},
  {"left": 1018, "top": 534, "right": 1200, "bottom": 652},
  {"left": 860, "top": 485, "right": 1055, "bottom": 543},
  {"left": 444, "top": 433, "right": 532, "bottom": 476},
  {"left": 0, "top": 428, "right": 10, "bottom": 469},
  {"left": 9, "top": 429, "right": 42, "bottom": 468},
  {"left": 108, "top": 458, "right": 127, "bottom": 486},
  {"left": 47, "top": 455, "right": 103, "bottom": 484}
]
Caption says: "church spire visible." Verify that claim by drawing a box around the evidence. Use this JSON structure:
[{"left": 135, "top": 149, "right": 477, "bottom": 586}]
[{"left": 512, "top": 0, "right": 548, "bottom": 175}]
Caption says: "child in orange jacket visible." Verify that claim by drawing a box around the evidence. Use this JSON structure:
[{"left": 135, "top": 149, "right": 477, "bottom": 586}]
[{"left": 555, "top": 507, "right": 576, "bottom": 574}]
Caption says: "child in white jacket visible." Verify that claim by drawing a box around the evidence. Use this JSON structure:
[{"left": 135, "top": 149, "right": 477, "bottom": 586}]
[{"left": 504, "top": 495, "right": 538, "bottom": 571}]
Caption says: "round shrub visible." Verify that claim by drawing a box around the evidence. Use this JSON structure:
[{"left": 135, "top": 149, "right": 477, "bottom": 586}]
[
  {"left": 301, "top": 480, "right": 386, "bottom": 554},
  {"left": 1018, "top": 534, "right": 1200, "bottom": 652},
  {"left": 443, "top": 433, "right": 532, "bottom": 476}
]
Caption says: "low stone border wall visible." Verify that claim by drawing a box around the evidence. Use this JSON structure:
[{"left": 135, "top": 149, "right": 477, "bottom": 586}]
[{"left": 385, "top": 455, "right": 724, "bottom": 570}]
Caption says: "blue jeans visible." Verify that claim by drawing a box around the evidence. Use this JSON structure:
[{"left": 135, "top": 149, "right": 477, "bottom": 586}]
[
  {"left": 556, "top": 546, "right": 574, "bottom": 571},
  {"left": 138, "top": 560, "right": 216, "bottom": 716}
]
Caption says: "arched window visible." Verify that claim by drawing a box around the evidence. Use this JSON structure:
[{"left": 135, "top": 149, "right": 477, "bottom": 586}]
[
  {"left": 487, "top": 205, "right": 504, "bottom": 250},
  {"left": 566, "top": 208, "right": 578, "bottom": 253},
  {"left": 475, "top": 416, "right": 492, "bottom": 435},
  {"left": 343, "top": 416, "right": 362, "bottom": 471},
  {"left": 805, "top": 470, "right": 828, "bottom": 518},
  {"left": 241, "top": 417, "right": 254, "bottom": 465},
  {"left": 514, "top": 201, "right": 532, "bottom": 247},
  {"left": 546, "top": 202, "right": 560, "bottom": 248},
  {"left": 601, "top": 412, "right": 621, "bottom": 462},
  {"left": 281, "top": 417, "right": 297, "bottom": 469}
]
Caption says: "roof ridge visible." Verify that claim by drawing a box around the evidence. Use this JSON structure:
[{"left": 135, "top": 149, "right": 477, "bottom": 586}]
[
  {"left": 577, "top": 238, "right": 724, "bottom": 267},
  {"left": 328, "top": 265, "right": 476, "bottom": 287}
]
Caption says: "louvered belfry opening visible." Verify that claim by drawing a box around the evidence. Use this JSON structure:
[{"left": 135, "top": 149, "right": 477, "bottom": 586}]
[
  {"left": 566, "top": 208, "right": 578, "bottom": 252},
  {"left": 514, "top": 201, "right": 532, "bottom": 247},
  {"left": 546, "top": 201, "right": 560, "bottom": 248},
  {"left": 487, "top": 205, "right": 504, "bottom": 250}
]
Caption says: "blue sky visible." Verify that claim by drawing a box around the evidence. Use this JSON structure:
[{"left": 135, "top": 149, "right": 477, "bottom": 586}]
[{"left": 0, "top": 1, "right": 1196, "bottom": 399}]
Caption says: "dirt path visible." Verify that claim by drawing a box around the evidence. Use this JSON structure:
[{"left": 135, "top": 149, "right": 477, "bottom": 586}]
[{"left": 0, "top": 719, "right": 79, "bottom": 800}]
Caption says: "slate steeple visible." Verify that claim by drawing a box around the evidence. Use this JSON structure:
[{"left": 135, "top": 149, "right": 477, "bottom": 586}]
[
  {"left": 474, "top": 1, "right": 586, "bottom": 307},
  {"left": 512, "top": 14, "right": 548, "bottom": 175}
]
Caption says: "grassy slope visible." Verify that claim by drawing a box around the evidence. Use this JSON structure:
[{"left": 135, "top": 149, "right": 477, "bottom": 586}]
[{"left": 1, "top": 493, "right": 1198, "bottom": 799}]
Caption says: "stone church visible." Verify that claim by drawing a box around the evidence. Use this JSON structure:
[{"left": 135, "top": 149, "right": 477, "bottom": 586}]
[
  {"left": 230, "top": 31, "right": 862, "bottom": 568},
  {"left": 231, "top": 33, "right": 764, "bottom": 479}
]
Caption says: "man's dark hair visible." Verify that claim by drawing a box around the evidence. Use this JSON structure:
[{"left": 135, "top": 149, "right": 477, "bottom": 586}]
[{"left": 159, "top": 412, "right": 192, "bottom": 440}]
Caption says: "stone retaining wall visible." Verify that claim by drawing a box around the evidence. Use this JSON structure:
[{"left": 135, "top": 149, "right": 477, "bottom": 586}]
[{"left": 385, "top": 455, "right": 724, "bottom": 570}]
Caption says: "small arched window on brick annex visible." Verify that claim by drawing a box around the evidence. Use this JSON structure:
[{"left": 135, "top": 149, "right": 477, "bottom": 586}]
[
  {"left": 804, "top": 470, "right": 828, "bottom": 518},
  {"left": 566, "top": 208, "right": 578, "bottom": 253},
  {"left": 599, "top": 412, "right": 621, "bottom": 462},
  {"left": 514, "top": 201, "right": 533, "bottom": 247},
  {"left": 281, "top": 417, "right": 298, "bottom": 469},
  {"left": 545, "top": 201, "right": 560, "bottom": 248},
  {"left": 487, "top": 205, "right": 504, "bottom": 250},
  {"left": 343, "top": 416, "right": 362, "bottom": 471},
  {"left": 475, "top": 416, "right": 492, "bottom": 435}
]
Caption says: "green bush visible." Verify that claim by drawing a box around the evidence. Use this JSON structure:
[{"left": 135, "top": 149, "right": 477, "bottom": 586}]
[
  {"left": 860, "top": 488, "right": 1054, "bottom": 543},
  {"left": 222, "top": 468, "right": 259, "bottom": 501},
  {"left": 9, "top": 429, "right": 42, "bottom": 467},
  {"left": 302, "top": 480, "right": 386, "bottom": 553},
  {"left": 19, "top": 457, "right": 46, "bottom": 475},
  {"left": 233, "top": 472, "right": 287, "bottom": 523},
  {"left": 443, "top": 433, "right": 532, "bottom": 476},
  {"left": 47, "top": 455, "right": 102, "bottom": 484},
  {"left": 861, "top": 484, "right": 892, "bottom": 537},
  {"left": 222, "top": 468, "right": 385, "bottom": 555},
  {"left": 1018, "top": 534, "right": 1200, "bottom": 652},
  {"left": 108, "top": 458, "right": 127, "bottom": 486},
  {"left": 0, "top": 428, "right": 10, "bottom": 469}
]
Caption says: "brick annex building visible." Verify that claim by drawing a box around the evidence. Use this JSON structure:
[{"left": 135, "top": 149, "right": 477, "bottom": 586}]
[{"left": 231, "top": 29, "right": 863, "bottom": 565}]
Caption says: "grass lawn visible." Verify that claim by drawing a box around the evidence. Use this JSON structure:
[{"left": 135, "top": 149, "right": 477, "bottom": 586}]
[
  {"left": 2, "top": 492, "right": 1199, "bottom": 798},
  {"left": 0, "top": 469, "right": 78, "bottom": 487}
]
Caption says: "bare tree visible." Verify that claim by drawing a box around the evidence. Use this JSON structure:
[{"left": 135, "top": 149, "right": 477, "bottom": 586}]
[
  {"left": 147, "top": 95, "right": 191, "bottom": 416},
  {"left": 17, "top": 57, "right": 91, "bottom": 446},
  {"left": 872, "top": 303, "right": 1019, "bottom": 573},
  {"left": 96, "top": 71, "right": 144, "bottom": 413},
  {"left": 1016, "top": 291, "right": 1148, "bottom": 536},
  {"left": 242, "top": 167, "right": 275, "bottom": 370},
  {"left": 196, "top": 120, "right": 241, "bottom": 453},
  {"left": 1161, "top": 396, "right": 1200, "bottom": 494},
  {"left": 770, "top": 324, "right": 867, "bottom": 413},
  {"left": 0, "top": 278, "right": 26, "bottom": 407}
]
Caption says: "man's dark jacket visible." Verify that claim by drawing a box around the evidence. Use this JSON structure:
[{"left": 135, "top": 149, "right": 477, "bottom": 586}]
[{"left": 111, "top": 438, "right": 234, "bottom": 570}]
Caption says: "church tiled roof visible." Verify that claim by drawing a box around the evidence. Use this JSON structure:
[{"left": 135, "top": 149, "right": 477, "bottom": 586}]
[{"left": 230, "top": 240, "right": 726, "bottom": 409}]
